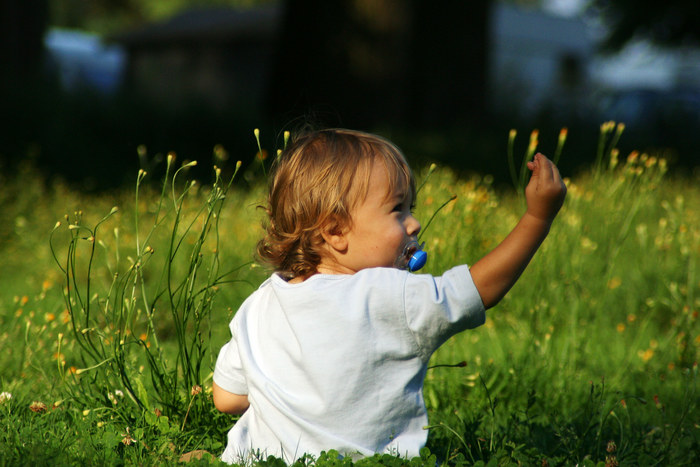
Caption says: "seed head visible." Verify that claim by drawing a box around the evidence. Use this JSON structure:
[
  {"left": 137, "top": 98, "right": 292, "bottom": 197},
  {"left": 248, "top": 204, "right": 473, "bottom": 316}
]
[{"left": 30, "top": 401, "right": 48, "bottom": 413}]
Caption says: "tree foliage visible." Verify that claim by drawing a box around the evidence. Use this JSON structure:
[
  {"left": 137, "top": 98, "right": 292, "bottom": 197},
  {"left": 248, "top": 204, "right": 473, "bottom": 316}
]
[
  {"left": 49, "top": 0, "right": 275, "bottom": 34},
  {"left": 591, "top": 0, "right": 700, "bottom": 50}
]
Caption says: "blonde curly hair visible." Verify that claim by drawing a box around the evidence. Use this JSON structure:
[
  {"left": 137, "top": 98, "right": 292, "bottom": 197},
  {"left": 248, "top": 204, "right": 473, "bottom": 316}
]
[{"left": 256, "top": 128, "right": 415, "bottom": 280}]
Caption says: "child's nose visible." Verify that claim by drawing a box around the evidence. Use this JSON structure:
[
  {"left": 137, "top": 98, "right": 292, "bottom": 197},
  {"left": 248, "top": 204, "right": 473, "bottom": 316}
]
[{"left": 406, "top": 214, "right": 421, "bottom": 236}]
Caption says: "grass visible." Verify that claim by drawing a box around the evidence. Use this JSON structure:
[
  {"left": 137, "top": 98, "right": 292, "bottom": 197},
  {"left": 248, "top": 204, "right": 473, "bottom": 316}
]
[{"left": 0, "top": 127, "right": 698, "bottom": 466}]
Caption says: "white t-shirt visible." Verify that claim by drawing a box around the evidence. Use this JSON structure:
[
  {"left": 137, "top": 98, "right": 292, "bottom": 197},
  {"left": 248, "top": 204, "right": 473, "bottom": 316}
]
[{"left": 214, "top": 265, "right": 485, "bottom": 464}]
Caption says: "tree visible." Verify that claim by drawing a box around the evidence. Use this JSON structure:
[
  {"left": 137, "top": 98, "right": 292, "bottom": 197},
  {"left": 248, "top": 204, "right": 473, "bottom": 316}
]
[
  {"left": 0, "top": 0, "right": 49, "bottom": 80},
  {"left": 265, "top": 0, "right": 491, "bottom": 129},
  {"left": 49, "top": 0, "right": 275, "bottom": 35},
  {"left": 591, "top": 0, "right": 700, "bottom": 50}
]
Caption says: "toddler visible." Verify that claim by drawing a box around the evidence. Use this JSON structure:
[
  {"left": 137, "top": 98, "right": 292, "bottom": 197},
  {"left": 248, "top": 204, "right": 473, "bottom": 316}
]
[{"left": 213, "top": 128, "right": 566, "bottom": 464}]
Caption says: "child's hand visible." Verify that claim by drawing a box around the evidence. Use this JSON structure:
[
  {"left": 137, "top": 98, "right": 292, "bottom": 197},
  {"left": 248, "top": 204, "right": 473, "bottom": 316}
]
[{"left": 525, "top": 153, "right": 566, "bottom": 222}]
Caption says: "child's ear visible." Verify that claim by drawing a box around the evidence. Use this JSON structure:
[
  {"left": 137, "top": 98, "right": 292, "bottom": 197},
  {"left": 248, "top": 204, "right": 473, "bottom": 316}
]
[{"left": 321, "top": 220, "right": 348, "bottom": 252}]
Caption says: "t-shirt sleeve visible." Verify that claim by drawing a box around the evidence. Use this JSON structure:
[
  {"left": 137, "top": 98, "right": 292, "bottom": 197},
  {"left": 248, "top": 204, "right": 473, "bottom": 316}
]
[
  {"left": 403, "top": 264, "right": 486, "bottom": 360},
  {"left": 213, "top": 322, "right": 249, "bottom": 395}
]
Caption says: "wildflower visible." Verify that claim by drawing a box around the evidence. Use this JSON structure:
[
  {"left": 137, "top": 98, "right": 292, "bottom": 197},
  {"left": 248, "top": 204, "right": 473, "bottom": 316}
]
[
  {"left": 607, "top": 277, "right": 622, "bottom": 290},
  {"left": 213, "top": 144, "right": 228, "bottom": 161},
  {"left": 620, "top": 399, "right": 627, "bottom": 409},
  {"left": 601, "top": 121, "right": 615, "bottom": 133},
  {"left": 191, "top": 385, "right": 202, "bottom": 396},
  {"left": 638, "top": 348, "right": 654, "bottom": 362},
  {"left": 654, "top": 394, "right": 663, "bottom": 410},
  {"left": 580, "top": 237, "right": 598, "bottom": 251},
  {"left": 0, "top": 392, "right": 12, "bottom": 404},
  {"left": 609, "top": 148, "right": 619, "bottom": 169},
  {"left": 528, "top": 129, "right": 539, "bottom": 152},
  {"left": 121, "top": 427, "right": 136, "bottom": 446},
  {"left": 20, "top": 296, "right": 29, "bottom": 306},
  {"left": 616, "top": 323, "right": 625, "bottom": 333},
  {"left": 30, "top": 401, "right": 48, "bottom": 413},
  {"left": 45, "top": 312, "right": 56, "bottom": 322},
  {"left": 137, "top": 145, "right": 147, "bottom": 158},
  {"left": 558, "top": 127, "right": 568, "bottom": 145}
]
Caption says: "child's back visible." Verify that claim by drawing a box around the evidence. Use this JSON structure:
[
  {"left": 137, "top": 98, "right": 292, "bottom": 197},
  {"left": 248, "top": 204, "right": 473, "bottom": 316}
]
[
  {"left": 213, "top": 129, "right": 566, "bottom": 464},
  {"left": 215, "top": 266, "right": 484, "bottom": 462}
]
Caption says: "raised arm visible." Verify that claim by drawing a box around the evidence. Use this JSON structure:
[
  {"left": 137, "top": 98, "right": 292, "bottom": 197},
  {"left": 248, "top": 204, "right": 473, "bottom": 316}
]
[
  {"left": 469, "top": 153, "right": 566, "bottom": 309},
  {"left": 212, "top": 381, "right": 250, "bottom": 415}
]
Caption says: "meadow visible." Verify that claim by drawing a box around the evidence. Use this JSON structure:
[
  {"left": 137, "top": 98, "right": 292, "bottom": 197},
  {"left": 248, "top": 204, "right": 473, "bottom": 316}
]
[{"left": 0, "top": 126, "right": 698, "bottom": 466}]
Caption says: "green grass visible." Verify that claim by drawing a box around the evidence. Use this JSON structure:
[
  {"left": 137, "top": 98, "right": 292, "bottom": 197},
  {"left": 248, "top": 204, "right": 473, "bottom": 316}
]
[{"left": 0, "top": 132, "right": 698, "bottom": 466}]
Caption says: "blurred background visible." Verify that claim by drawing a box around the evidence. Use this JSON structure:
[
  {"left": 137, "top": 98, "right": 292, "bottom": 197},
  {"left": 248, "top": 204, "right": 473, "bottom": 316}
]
[{"left": 2, "top": 0, "right": 700, "bottom": 190}]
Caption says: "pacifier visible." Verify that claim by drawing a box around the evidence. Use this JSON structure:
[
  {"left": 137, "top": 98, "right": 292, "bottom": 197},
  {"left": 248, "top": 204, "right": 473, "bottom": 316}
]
[{"left": 395, "top": 239, "right": 428, "bottom": 272}]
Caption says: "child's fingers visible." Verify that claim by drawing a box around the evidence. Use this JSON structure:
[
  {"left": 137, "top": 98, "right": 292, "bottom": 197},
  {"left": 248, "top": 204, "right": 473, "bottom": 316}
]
[{"left": 535, "top": 153, "right": 555, "bottom": 183}]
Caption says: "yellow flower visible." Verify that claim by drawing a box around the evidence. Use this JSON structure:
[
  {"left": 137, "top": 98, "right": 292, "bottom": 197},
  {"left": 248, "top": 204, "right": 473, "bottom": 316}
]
[
  {"left": 581, "top": 237, "right": 598, "bottom": 251},
  {"left": 616, "top": 323, "right": 625, "bottom": 333},
  {"left": 638, "top": 348, "right": 654, "bottom": 362},
  {"left": 607, "top": 277, "right": 622, "bottom": 290}
]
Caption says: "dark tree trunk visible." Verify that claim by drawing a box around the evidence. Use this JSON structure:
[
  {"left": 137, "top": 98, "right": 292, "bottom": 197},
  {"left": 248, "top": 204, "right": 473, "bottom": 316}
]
[
  {"left": 0, "top": 0, "right": 49, "bottom": 81},
  {"left": 404, "top": 0, "right": 491, "bottom": 128},
  {"left": 265, "top": 0, "right": 492, "bottom": 130}
]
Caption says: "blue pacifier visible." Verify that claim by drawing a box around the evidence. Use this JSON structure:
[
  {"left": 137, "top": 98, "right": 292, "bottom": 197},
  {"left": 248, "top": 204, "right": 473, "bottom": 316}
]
[{"left": 395, "top": 240, "right": 428, "bottom": 272}]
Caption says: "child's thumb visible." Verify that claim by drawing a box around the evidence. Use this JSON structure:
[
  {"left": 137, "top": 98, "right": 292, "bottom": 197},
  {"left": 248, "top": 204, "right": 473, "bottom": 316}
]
[{"left": 527, "top": 154, "right": 540, "bottom": 175}]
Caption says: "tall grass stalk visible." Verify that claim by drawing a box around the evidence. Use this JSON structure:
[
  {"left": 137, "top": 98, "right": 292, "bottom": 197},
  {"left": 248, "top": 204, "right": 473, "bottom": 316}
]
[
  {"left": 507, "top": 127, "right": 567, "bottom": 196},
  {"left": 50, "top": 156, "right": 243, "bottom": 428}
]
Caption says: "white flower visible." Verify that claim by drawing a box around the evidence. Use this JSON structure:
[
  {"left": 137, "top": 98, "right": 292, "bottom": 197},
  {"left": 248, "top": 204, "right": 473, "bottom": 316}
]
[{"left": 0, "top": 392, "right": 12, "bottom": 403}]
